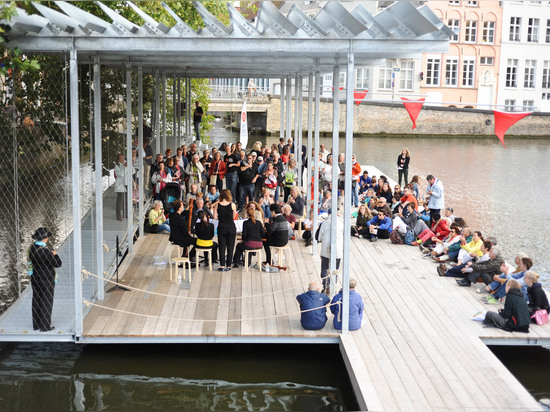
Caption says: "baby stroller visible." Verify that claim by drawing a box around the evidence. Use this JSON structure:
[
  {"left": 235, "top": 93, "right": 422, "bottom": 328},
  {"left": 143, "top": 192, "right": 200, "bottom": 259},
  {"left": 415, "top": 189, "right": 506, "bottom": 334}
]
[{"left": 162, "top": 182, "right": 182, "bottom": 212}]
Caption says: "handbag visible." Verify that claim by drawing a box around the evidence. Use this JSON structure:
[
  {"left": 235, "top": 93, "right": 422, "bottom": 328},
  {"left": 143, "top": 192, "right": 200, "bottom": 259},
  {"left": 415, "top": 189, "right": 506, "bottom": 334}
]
[
  {"left": 209, "top": 163, "right": 219, "bottom": 186},
  {"left": 390, "top": 230, "right": 404, "bottom": 245},
  {"left": 404, "top": 230, "right": 415, "bottom": 245},
  {"left": 531, "top": 309, "right": 549, "bottom": 325}
]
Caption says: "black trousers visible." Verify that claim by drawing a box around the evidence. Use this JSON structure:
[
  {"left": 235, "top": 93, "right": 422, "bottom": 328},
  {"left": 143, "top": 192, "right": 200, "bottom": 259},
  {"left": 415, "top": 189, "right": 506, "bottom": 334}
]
[
  {"left": 398, "top": 169, "right": 408, "bottom": 186},
  {"left": 190, "top": 243, "right": 218, "bottom": 263},
  {"left": 263, "top": 238, "right": 287, "bottom": 265},
  {"left": 320, "top": 256, "right": 341, "bottom": 291},
  {"left": 31, "top": 276, "right": 55, "bottom": 331},
  {"left": 217, "top": 226, "right": 236, "bottom": 267}
]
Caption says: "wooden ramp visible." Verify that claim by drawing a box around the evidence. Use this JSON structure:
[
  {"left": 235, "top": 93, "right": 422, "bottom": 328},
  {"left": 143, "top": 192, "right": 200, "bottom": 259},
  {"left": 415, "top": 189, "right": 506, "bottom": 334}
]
[{"left": 82, "top": 233, "right": 547, "bottom": 410}]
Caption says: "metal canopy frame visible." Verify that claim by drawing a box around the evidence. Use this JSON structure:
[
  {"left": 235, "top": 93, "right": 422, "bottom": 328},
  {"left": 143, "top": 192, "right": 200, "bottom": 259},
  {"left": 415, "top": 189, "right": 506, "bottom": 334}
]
[
  {"left": 2, "top": 1, "right": 451, "bottom": 339},
  {"left": 4, "top": 1, "right": 451, "bottom": 77}
]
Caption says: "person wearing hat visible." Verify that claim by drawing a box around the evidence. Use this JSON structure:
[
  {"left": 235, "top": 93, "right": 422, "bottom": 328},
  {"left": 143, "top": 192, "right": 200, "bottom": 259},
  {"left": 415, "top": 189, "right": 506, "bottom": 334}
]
[{"left": 28, "top": 227, "right": 62, "bottom": 332}]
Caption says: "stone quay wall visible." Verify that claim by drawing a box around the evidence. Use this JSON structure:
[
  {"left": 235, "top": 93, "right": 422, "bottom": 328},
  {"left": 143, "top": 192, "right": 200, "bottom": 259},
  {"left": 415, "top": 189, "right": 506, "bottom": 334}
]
[{"left": 265, "top": 96, "right": 550, "bottom": 138}]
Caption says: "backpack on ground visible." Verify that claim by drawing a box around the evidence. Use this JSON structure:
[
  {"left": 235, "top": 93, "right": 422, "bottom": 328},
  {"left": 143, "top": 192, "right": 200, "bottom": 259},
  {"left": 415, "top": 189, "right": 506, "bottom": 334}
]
[
  {"left": 390, "top": 230, "right": 404, "bottom": 245},
  {"left": 404, "top": 230, "right": 415, "bottom": 245}
]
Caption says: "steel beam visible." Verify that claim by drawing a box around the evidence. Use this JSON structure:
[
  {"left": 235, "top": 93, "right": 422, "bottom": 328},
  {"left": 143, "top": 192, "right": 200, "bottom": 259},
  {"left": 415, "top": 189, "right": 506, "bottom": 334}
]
[
  {"left": 161, "top": 72, "right": 166, "bottom": 151},
  {"left": 342, "top": 52, "right": 354, "bottom": 334},
  {"left": 312, "top": 69, "right": 321, "bottom": 255},
  {"left": 279, "top": 78, "right": 285, "bottom": 140},
  {"left": 297, "top": 75, "right": 303, "bottom": 189},
  {"left": 93, "top": 56, "right": 104, "bottom": 301},
  {"left": 329, "top": 63, "right": 340, "bottom": 283},
  {"left": 125, "top": 64, "right": 133, "bottom": 254},
  {"left": 285, "top": 76, "right": 292, "bottom": 148},
  {"left": 306, "top": 72, "right": 313, "bottom": 215},
  {"left": 70, "top": 49, "right": 83, "bottom": 337},
  {"left": 138, "top": 66, "right": 144, "bottom": 240}
]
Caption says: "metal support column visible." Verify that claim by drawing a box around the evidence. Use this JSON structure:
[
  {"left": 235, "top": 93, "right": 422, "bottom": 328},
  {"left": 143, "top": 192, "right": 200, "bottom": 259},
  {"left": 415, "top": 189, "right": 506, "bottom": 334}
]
[
  {"left": 285, "top": 76, "right": 292, "bottom": 145},
  {"left": 294, "top": 74, "right": 299, "bottom": 144},
  {"left": 280, "top": 78, "right": 285, "bottom": 140},
  {"left": 70, "top": 49, "right": 83, "bottom": 337},
  {"left": 297, "top": 75, "right": 303, "bottom": 189},
  {"left": 177, "top": 76, "right": 181, "bottom": 146},
  {"left": 312, "top": 69, "right": 321, "bottom": 255},
  {"left": 125, "top": 64, "right": 133, "bottom": 254},
  {"left": 306, "top": 72, "right": 313, "bottom": 214},
  {"left": 138, "top": 66, "right": 144, "bottom": 240},
  {"left": 342, "top": 52, "right": 355, "bottom": 334},
  {"left": 329, "top": 63, "right": 340, "bottom": 282},
  {"left": 93, "top": 56, "right": 104, "bottom": 301},
  {"left": 154, "top": 71, "right": 160, "bottom": 154},
  {"left": 161, "top": 72, "right": 166, "bottom": 151},
  {"left": 188, "top": 77, "right": 193, "bottom": 143},
  {"left": 172, "top": 76, "right": 176, "bottom": 148}
]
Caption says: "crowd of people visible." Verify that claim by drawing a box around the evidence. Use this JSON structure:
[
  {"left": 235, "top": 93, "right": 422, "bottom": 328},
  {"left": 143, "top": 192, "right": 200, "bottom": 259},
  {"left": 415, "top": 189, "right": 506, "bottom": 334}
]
[{"left": 123, "top": 132, "right": 548, "bottom": 334}]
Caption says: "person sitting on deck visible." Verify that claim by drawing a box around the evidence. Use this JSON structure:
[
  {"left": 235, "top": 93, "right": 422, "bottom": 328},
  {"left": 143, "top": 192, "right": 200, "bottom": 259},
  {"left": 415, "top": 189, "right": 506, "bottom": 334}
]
[
  {"left": 486, "top": 256, "right": 533, "bottom": 302},
  {"left": 263, "top": 203, "right": 288, "bottom": 267},
  {"left": 189, "top": 210, "right": 218, "bottom": 266},
  {"left": 233, "top": 207, "right": 265, "bottom": 269},
  {"left": 483, "top": 280, "right": 530, "bottom": 333},
  {"left": 374, "top": 197, "right": 392, "bottom": 217},
  {"left": 352, "top": 204, "right": 372, "bottom": 239},
  {"left": 288, "top": 186, "right": 305, "bottom": 221},
  {"left": 438, "top": 240, "right": 493, "bottom": 278},
  {"left": 282, "top": 204, "right": 296, "bottom": 240},
  {"left": 410, "top": 213, "right": 449, "bottom": 247},
  {"left": 454, "top": 230, "right": 484, "bottom": 266},
  {"left": 366, "top": 210, "right": 392, "bottom": 242},
  {"left": 525, "top": 271, "right": 550, "bottom": 319},
  {"left": 296, "top": 281, "right": 330, "bottom": 330},
  {"left": 443, "top": 207, "right": 456, "bottom": 224},
  {"left": 168, "top": 199, "right": 196, "bottom": 262},
  {"left": 330, "top": 278, "right": 364, "bottom": 331},
  {"left": 148, "top": 200, "right": 170, "bottom": 234},
  {"left": 455, "top": 246, "right": 505, "bottom": 287}
]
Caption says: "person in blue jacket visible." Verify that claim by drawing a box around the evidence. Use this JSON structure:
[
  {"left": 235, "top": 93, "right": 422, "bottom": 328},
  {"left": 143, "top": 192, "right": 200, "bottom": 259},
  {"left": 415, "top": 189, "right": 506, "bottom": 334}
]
[
  {"left": 330, "top": 278, "right": 364, "bottom": 331},
  {"left": 296, "top": 281, "right": 330, "bottom": 330},
  {"left": 366, "top": 210, "right": 393, "bottom": 242}
]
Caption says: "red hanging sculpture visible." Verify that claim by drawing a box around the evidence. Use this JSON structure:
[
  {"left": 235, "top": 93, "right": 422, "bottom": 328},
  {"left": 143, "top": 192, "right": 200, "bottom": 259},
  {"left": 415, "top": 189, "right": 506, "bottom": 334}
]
[
  {"left": 493, "top": 110, "right": 532, "bottom": 148},
  {"left": 401, "top": 97, "right": 425, "bottom": 129}
]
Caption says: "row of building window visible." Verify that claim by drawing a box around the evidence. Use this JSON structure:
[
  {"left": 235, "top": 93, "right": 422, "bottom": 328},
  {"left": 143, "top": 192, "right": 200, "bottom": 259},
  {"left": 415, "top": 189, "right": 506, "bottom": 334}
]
[
  {"left": 509, "top": 17, "right": 550, "bottom": 42},
  {"left": 355, "top": 61, "right": 416, "bottom": 91},
  {"left": 425, "top": 57, "right": 495, "bottom": 87},
  {"left": 505, "top": 59, "right": 550, "bottom": 88},
  {"left": 448, "top": 19, "right": 496, "bottom": 43}
]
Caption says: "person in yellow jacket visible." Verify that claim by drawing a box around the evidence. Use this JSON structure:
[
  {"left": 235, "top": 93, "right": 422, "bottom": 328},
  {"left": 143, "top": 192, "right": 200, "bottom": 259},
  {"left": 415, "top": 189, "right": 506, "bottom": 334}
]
[
  {"left": 456, "top": 230, "right": 483, "bottom": 266},
  {"left": 148, "top": 200, "right": 170, "bottom": 233}
]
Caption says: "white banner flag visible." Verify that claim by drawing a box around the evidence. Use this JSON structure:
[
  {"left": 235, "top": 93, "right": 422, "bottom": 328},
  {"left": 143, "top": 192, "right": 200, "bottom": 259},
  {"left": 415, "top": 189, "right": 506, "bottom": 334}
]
[{"left": 240, "top": 100, "right": 248, "bottom": 150}]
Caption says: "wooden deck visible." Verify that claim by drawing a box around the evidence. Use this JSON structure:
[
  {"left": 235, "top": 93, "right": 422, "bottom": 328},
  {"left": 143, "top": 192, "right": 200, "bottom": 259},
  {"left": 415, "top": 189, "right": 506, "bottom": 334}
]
[{"left": 82, "top": 232, "right": 547, "bottom": 410}]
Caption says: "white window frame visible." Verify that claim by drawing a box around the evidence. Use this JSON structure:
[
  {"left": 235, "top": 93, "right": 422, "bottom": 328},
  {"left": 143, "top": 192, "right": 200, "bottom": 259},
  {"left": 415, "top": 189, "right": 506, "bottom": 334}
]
[
  {"left": 480, "top": 57, "right": 494, "bottom": 65},
  {"left": 509, "top": 17, "right": 521, "bottom": 42},
  {"left": 543, "top": 60, "right": 550, "bottom": 89},
  {"left": 482, "top": 21, "right": 495, "bottom": 43},
  {"left": 448, "top": 0, "right": 460, "bottom": 4},
  {"left": 355, "top": 68, "right": 370, "bottom": 90},
  {"left": 378, "top": 60, "right": 394, "bottom": 90},
  {"left": 504, "top": 99, "right": 516, "bottom": 112},
  {"left": 462, "top": 57, "right": 476, "bottom": 87},
  {"left": 546, "top": 19, "right": 550, "bottom": 43},
  {"left": 425, "top": 57, "right": 441, "bottom": 86},
  {"left": 466, "top": 0, "right": 478, "bottom": 6},
  {"left": 445, "top": 57, "right": 459, "bottom": 86},
  {"left": 448, "top": 19, "right": 460, "bottom": 42},
  {"left": 524, "top": 60, "right": 536, "bottom": 88},
  {"left": 527, "top": 18, "right": 540, "bottom": 42},
  {"left": 506, "top": 59, "right": 518, "bottom": 88},
  {"left": 465, "top": 20, "right": 477, "bottom": 43},
  {"left": 522, "top": 100, "right": 535, "bottom": 111},
  {"left": 399, "top": 61, "right": 415, "bottom": 91}
]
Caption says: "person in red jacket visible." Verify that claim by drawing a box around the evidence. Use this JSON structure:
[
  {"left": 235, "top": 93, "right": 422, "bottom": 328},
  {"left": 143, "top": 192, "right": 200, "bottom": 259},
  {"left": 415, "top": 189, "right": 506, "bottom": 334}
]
[
  {"left": 351, "top": 154, "right": 362, "bottom": 207},
  {"left": 209, "top": 151, "right": 227, "bottom": 194},
  {"left": 411, "top": 213, "right": 450, "bottom": 247}
]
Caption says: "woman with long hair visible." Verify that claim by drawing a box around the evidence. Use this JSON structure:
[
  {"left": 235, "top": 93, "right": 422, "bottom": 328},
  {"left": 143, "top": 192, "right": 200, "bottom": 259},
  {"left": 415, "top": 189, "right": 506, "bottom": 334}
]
[
  {"left": 209, "top": 151, "right": 227, "bottom": 193},
  {"left": 397, "top": 148, "right": 410, "bottom": 186},
  {"left": 233, "top": 207, "right": 265, "bottom": 268},
  {"left": 213, "top": 189, "right": 236, "bottom": 271},
  {"left": 352, "top": 204, "right": 372, "bottom": 238}
]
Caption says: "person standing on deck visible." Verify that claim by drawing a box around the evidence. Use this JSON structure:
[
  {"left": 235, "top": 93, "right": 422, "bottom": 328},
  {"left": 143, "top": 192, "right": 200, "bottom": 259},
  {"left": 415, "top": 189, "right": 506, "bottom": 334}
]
[
  {"left": 29, "top": 227, "right": 62, "bottom": 332},
  {"left": 114, "top": 154, "right": 127, "bottom": 221},
  {"left": 193, "top": 100, "right": 204, "bottom": 142},
  {"left": 296, "top": 282, "right": 330, "bottom": 330},
  {"left": 426, "top": 174, "right": 444, "bottom": 227},
  {"left": 397, "top": 148, "right": 410, "bottom": 186},
  {"left": 318, "top": 211, "right": 344, "bottom": 295}
]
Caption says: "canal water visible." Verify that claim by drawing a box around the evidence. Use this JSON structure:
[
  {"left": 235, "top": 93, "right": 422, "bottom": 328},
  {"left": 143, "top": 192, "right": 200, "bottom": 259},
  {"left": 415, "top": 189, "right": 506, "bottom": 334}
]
[
  {"left": 0, "top": 343, "right": 355, "bottom": 411},
  {"left": 1, "top": 119, "right": 550, "bottom": 409}
]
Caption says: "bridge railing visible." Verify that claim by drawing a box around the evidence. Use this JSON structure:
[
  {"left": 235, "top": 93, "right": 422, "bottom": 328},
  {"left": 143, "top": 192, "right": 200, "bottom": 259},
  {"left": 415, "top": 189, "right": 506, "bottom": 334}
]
[{"left": 209, "top": 85, "right": 269, "bottom": 102}]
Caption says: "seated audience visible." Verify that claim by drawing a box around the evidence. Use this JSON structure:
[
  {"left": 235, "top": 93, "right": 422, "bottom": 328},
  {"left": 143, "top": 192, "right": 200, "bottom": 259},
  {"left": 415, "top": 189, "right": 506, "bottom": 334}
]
[{"left": 296, "top": 281, "right": 330, "bottom": 330}]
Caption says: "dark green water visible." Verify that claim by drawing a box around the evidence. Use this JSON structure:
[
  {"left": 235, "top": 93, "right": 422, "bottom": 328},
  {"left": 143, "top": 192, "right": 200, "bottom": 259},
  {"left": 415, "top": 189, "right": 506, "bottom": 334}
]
[{"left": 0, "top": 343, "right": 356, "bottom": 411}]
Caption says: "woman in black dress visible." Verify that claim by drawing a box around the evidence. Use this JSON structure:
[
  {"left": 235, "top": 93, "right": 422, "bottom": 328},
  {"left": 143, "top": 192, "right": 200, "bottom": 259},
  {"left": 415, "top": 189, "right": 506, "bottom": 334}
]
[
  {"left": 213, "top": 189, "right": 236, "bottom": 271},
  {"left": 397, "top": 148, "right": 410, "bottom": 187}
]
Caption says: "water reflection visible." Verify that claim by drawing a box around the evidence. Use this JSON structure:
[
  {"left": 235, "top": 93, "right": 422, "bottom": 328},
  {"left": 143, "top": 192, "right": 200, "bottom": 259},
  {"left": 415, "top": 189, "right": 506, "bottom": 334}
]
[{"left": 0, "top": 343, "right": 352, "bottom": 411}]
